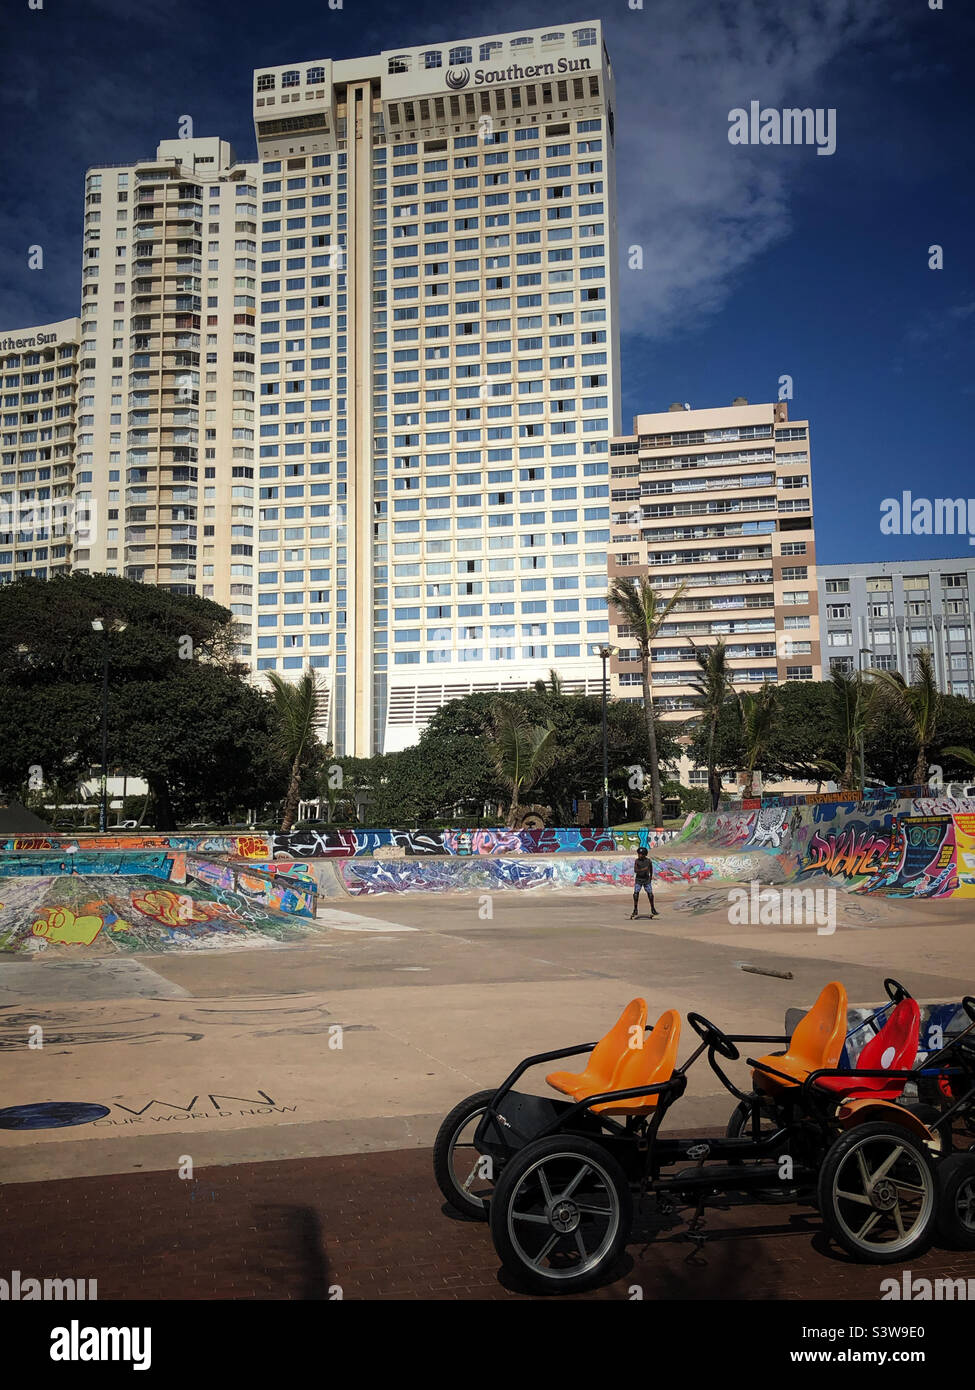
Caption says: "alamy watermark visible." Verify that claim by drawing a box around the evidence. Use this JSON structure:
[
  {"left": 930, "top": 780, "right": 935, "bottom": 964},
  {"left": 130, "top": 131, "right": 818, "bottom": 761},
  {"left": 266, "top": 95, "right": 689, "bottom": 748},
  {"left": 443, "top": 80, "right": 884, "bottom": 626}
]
[
  {"left": 728, "top": 102, "right": 836, "bottom": 156},
  {"left": 728, "top": 881, "right": 837, "bottom": 935},
  {"left": 1, "top": 1269, "right": 97, "bottom": 1300},
  {"left": 881, "top": 491, "right": 975, "bottom": 545}
]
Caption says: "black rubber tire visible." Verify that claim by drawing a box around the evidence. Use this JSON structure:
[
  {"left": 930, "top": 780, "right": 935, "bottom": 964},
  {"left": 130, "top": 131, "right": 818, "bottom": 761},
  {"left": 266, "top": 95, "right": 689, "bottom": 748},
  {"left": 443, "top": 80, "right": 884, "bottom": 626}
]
[
  {"left": 935, "top": 1152, "right": 975, "bottom": 1250},
  {"left": 489, "top": 1134, "right": 633, "bottom": 1294},
  {"left": 818, "top": 1122, "right": 936, "bottom": 1263},
  {"left": 433, "top": 1089, "right": 498, "bottom": 1221}
]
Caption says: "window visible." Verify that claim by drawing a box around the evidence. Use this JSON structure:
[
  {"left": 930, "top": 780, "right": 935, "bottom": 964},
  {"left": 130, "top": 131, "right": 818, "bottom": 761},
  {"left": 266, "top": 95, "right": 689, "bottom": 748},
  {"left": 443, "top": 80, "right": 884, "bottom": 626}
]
[
  {"left": 449, "top": 46, "right": 472, "bottom": 65},
  {"left": 825, "top": 578, "right": 849, "bottom": 593},
  {"left": 422, "top": 50, "right": 442, "bottom": 69}
]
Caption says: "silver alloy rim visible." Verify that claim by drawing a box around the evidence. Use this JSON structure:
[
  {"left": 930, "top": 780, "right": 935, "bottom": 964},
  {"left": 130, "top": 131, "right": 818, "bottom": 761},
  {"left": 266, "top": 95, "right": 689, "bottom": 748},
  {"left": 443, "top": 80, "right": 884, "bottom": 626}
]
[
  {"left": 830, "top": 1134, "right": 934, "bottom": 1253},
  {"left": 447, "top": 1109, "right": 491, "bottom": 1207},
  {"left": 506, "top": 1151, "right": 621, "bottom": 1281}
]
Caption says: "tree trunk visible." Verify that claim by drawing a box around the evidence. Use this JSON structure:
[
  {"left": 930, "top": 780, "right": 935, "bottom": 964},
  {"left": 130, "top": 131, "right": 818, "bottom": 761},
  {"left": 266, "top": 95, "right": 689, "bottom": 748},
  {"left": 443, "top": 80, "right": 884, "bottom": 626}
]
[
  {"left": 707, "top": 714, "right": 718, "bottom": 810},
  {"left": 843, "top": 745, "right": 855, "bottom": 796},
  {"left": 915, "top": 746, "right": 928, "bottom": 787},
  {"left": 708, "top": 767, "right": 722, "bottom": 812},
  {"left": 641, "top": 653, "right": 663, "bottom": 827},
  {"left": 147, "top": 774, "right": 176, "bottom": 831},
  {"left": 280, "top": 755, "right": 303, "bottom": 832}
]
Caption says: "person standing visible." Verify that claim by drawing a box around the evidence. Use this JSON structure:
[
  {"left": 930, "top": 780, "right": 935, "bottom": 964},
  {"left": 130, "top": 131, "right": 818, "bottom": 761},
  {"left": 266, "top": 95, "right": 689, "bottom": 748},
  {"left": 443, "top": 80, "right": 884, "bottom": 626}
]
[{"left": 630, "top": 846, "right": 658, "bottom": 920}]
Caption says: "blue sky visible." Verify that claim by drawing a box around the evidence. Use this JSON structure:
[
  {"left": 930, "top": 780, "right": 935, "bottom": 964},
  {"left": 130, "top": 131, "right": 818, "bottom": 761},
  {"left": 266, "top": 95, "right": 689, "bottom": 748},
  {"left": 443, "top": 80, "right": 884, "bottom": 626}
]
[{"left": 2, "top": 0, "right": 972, "bottom": 565}]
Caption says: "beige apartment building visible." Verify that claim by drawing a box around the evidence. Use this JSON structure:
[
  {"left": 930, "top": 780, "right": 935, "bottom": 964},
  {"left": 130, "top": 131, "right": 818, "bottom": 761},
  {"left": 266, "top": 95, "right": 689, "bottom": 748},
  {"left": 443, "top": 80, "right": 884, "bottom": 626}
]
[
  {"left": 608, "top": 399, "right": 822, "bottom": 789},
  {"left": 251, "top": 22, "right": 620, "bottom": 754},
  {"left": 75, "top": 137, "right": 259, "bottom": 656},
  {"left": 0, "top": 317, "right": 81, "bottom": 584}
]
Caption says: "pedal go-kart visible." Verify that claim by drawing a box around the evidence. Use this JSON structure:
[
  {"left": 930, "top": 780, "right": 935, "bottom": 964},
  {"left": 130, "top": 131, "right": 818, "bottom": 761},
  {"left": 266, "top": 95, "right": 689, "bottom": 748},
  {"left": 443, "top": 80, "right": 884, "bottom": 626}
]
[{"left": 433, "top": 979, "right": 975, "bottom": 1293}]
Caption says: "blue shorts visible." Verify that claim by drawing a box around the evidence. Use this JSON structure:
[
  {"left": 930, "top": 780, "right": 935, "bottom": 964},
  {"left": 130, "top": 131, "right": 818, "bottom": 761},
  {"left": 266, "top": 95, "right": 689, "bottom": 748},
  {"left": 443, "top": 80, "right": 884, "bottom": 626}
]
[{"left": 633, "top": 880, "right": 653, "bottom": 896}]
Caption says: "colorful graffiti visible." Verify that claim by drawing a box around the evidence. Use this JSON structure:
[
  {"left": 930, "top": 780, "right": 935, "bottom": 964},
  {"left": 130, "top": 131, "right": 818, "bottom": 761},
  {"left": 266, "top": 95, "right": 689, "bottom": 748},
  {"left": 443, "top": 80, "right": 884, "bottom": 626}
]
[
  {"left": 0, "top": 827, "right": 679, "bottom": 861},
  {"left": 858, "top": 816, "right": 958, "bottom": 899},
  {"left": 800, "top": 825, "right": 893, "bottom": 881}
]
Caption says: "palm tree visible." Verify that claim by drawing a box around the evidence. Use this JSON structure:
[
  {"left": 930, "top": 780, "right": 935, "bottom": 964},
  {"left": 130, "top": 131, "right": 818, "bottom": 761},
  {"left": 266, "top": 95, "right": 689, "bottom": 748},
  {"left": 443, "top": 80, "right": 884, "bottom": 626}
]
[
  {"left": 487, "top": 702, "right": 558, "bottom": 828},
  {"left": 825, "top": 667, "right": 877, "bottom": 795},
  {"left": 688, "top": 639, "right": 734, "bottom": 811},
  {"left": 737, "top": 683, "right": 778, "bottom": 797},
  {"left": 607, "top": 575, "right": 686, "bottom": 826},
  {"left": 867, "top": 648, "right": 940, "bottom": 785},
  {"left": 533, "top": 669, "right": 565, "bottom": 697},
  {"left": 266, "top": 667, "right": 324, "bottom": 831}
]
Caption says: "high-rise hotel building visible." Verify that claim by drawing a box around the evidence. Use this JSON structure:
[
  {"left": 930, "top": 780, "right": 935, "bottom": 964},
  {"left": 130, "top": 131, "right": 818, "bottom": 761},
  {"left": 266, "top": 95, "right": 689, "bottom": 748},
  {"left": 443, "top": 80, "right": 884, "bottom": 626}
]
[
  {"left": 75, "top": 137, "right": 258, "bottom": 654},
  {"left": 251, "top": 22, "right": 620, "bottom": 753},
  {"left": 608, "top": 399, "right": 822, "bottom": 781},
  {"left": 0, "top": 318, "right": 81, "bottom": 584}
]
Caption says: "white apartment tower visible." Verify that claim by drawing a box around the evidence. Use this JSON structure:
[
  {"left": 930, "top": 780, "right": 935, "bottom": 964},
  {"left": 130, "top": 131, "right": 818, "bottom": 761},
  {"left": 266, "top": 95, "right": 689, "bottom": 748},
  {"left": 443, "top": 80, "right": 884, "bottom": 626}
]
[
  {"left": 76, "top": 138, "right": 259, "bottom": 653},
  {"left": 0, "top": 318, "right": 81, "bottom": 584},
  {"left": 608, "top": 399, "right": 822, "bottom": 783},
  {"left": 251, "top": 22, "right": 620, "bottom": 754}
]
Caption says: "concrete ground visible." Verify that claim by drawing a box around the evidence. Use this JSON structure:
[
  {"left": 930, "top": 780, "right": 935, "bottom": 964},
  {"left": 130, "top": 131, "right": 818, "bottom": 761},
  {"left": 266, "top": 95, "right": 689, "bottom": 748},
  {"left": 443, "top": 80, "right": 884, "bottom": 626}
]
[
  {"left": 1, "top": 877, "right": 973, "bottom": 1186},
  {"left": 2, "top": 877, "right": 974, "bottom": 1303}
]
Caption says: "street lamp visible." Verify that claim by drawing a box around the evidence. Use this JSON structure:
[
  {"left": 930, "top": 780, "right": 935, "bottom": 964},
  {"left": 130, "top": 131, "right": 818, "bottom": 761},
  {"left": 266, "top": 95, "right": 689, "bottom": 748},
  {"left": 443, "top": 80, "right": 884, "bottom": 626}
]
[
  {"left": 91, "top": 618, "right": 127, "bottom": 832},
  {"left": 858, "top": 646, "right": 873, "bottom": 794},
  {"left": 590, "top": 643, "right": 618, "bottom": 828}
]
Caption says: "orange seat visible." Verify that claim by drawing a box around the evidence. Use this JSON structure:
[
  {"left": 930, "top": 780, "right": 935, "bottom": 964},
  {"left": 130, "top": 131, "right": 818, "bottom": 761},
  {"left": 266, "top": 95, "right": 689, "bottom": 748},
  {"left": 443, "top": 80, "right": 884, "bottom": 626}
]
[
  {"left": 546, "top": 998, "right": 647, "bottom": 1102},
  {"left": 815, "top": 997, "right": 919, "bottom": 1102},
  {"left": 752, "top": 981, "right": 848, "bottom": 1095},
  {"left": 593, "top": 1008, "right": 682, "bottom": 1115}
]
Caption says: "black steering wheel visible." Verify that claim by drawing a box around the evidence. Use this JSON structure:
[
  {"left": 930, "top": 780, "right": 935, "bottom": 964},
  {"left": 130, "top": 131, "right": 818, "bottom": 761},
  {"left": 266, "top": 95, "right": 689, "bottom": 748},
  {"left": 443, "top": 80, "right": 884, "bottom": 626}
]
[
  {"left": 688, "top": 1011, "right": 740, "bottom": 1061},
  {"left": 884, "top": 978, "right": 912, "bottom": 1004},
  {"left": 963, "top": 996, "right": 975, "bottom": 1024}
]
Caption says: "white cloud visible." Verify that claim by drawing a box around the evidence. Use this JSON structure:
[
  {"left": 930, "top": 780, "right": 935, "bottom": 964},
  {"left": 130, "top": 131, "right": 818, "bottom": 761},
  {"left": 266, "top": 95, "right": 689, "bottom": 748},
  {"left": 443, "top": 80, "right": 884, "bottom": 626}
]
[{"left": 608, "top": 0, "right": 901, "bottom": 337}]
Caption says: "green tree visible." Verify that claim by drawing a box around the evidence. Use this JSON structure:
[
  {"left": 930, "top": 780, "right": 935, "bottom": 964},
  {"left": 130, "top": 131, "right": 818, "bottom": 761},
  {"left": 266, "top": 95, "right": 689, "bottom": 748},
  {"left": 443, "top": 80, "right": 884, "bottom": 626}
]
[
  {"left": 868, "top": 648, "right": 941, "bottom": 785},
  {"left": 688, "top": 638, "right": 735, "bottom": 811},
  {"left": 737, "top": 683, "right": 778, "bottom": 796},
  {"left": 822, "top": 668, "right": 878, "bottom": 794},
  {"left": 0, "top": 574, "right": 282, "bottom": 826},
  {"left": 607, "top": 575, "right": 686, "bottom": 826},
  {"left": 265, "top": 668, "right": 325, "bottom": 832},
  {"left": 486, "top": 702, "right": 559, "bottom": 827}
]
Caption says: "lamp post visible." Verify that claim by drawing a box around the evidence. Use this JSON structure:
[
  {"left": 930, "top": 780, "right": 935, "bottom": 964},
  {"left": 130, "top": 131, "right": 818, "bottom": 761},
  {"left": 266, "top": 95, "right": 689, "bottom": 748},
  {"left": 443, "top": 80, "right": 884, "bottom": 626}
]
[
  {"left": 91, "top": 619, "right": 127, "bottom": 832},
  {"left": 858, "top": 646, "right": 873, "bottom": 794},
  {"left": 590, "top": 643, "right": 617, "bottom": 828}
]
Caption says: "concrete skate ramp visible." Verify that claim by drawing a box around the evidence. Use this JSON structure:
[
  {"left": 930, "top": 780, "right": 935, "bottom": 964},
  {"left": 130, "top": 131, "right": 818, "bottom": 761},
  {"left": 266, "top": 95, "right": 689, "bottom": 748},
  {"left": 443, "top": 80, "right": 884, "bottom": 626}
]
[
  {"left": 338, "top": 854, "right": 642, "bottom": 896},
  {"left": 0, "top": 850, "right": 322, "bottom": 956},
  {"left": 665, "top": 800, "right": 975, "bottom": 900}
]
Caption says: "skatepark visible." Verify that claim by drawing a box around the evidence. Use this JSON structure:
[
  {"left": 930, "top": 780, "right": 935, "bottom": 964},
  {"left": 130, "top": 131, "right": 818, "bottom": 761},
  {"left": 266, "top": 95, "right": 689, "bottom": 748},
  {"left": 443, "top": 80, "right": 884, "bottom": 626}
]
[{"left": 1, "top": 795, "right": 972, "bottom": 1299}]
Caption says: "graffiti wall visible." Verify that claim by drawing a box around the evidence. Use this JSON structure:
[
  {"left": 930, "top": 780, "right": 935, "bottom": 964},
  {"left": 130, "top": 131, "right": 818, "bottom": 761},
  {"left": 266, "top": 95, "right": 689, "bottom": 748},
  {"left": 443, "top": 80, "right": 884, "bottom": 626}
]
[
  {"left": 338, "top": 855, "right": 644, "bottom": 896},
  {"left": 0, "top": 873, "right": 322, "bottom": 956},
  {"left": 0, "top": 827, "right": 678, "bottom": 860}
]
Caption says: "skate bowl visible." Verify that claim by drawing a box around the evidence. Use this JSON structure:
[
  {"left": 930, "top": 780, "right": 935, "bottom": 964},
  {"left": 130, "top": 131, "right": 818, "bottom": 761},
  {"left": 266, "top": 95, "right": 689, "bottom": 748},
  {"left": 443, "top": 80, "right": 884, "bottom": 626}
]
[{"left": 0, "top": 849, "right": 319, "bottom": 956}]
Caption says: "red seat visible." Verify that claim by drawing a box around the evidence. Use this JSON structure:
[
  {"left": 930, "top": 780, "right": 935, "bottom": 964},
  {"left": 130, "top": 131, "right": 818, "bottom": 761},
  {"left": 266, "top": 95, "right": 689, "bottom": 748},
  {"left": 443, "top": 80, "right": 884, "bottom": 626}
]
[{"left": 815, "top": 997, "right": 919, "bottom": 1102}]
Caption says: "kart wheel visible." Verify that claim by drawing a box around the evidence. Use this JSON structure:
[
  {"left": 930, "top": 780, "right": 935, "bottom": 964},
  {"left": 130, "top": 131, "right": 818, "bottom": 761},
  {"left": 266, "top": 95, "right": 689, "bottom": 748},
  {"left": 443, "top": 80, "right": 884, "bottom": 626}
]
[
  {"left": 489, "top": 1134, "right": 632, "bottom": 1294},
  {"left": 726, "top": 1096, "right": 779, "bottom": 1140},
  {"left": 433, "top": 1090, "right": 498, "bottom": 1220},
  {"left": 818, "top": 1122, "right": 936, "bottom": 1263},
  {"left": 935, "top": 1153, "right": 975, "bottom": 1250}
]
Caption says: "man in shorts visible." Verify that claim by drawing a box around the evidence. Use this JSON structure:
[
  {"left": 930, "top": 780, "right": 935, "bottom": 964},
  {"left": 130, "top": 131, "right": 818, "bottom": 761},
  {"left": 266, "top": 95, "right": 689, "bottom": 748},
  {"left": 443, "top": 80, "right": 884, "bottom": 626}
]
[{"left": 630, "top": 846, "right": 658, "bottom": 920}]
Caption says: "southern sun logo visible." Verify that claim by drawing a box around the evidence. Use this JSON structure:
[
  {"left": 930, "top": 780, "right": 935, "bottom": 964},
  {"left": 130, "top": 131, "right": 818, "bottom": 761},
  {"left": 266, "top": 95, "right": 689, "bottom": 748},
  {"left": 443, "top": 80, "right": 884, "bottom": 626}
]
[{"left": 445, "top": 66, "right": 470, "bottom": 90}]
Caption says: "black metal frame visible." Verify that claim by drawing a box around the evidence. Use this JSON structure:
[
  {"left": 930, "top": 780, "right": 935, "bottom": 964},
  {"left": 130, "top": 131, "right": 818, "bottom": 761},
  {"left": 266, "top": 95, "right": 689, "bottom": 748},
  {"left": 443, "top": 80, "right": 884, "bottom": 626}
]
[{"left": 469, "top": 990, "right": 975, "bottom": 1208}]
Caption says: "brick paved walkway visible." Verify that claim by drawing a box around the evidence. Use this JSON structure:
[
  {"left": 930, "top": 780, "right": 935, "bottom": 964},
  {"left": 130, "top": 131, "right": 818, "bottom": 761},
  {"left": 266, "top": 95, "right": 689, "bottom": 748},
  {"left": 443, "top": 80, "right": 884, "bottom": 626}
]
[{"left": 3, "top": 1146, "right": 973, "bottom": 1301}]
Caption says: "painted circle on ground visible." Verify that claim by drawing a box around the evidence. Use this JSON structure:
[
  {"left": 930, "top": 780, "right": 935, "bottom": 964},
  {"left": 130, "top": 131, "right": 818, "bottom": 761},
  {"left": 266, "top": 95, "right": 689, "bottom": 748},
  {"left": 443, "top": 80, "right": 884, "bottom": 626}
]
[{"left": 0, "top": 1101, "right": 110, "bottom": 1130}]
